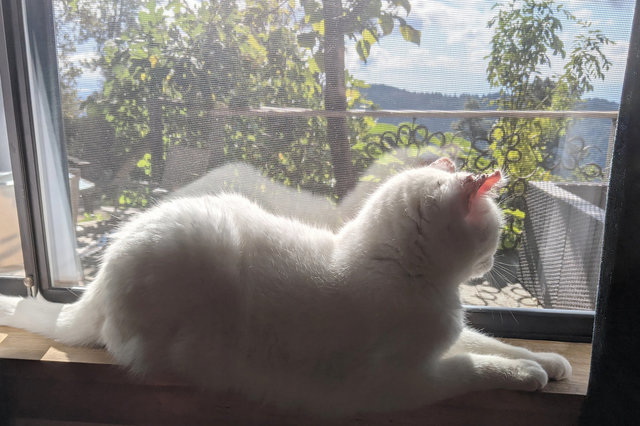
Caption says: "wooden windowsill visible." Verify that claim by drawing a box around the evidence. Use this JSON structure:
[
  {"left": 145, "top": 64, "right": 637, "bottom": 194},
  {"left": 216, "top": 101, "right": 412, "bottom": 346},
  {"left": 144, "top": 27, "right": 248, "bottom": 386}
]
[{"left": 0, "top": 326, "right": 591, "bottom": 425}]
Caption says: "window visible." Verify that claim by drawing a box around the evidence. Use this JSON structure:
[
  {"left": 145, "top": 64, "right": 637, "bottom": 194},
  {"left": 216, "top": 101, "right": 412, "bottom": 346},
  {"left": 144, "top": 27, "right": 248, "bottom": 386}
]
[
  {"left": 1, "top": 0, "right": 637, "bottom": 341},
  {"left": 0, "top": 80, "right": 25, "bottom": 280}
]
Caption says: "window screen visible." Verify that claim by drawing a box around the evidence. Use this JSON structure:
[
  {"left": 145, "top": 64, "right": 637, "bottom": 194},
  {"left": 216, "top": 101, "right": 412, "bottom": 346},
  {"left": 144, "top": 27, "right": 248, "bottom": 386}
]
[{"left": 23, "top": 0, "right": 635, "bottom": 314}]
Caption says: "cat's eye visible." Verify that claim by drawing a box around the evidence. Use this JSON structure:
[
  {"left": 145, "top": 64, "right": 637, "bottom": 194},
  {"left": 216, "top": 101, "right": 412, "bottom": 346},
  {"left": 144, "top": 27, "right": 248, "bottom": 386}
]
[{"left": 0, "top": 0, "right": 637, "bottom": 354}]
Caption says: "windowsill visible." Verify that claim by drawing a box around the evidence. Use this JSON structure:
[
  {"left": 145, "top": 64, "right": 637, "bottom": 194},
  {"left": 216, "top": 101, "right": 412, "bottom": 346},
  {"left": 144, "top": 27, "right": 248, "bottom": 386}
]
[{"left": 0, "top": 325, "right": 591, "bottom": 424}]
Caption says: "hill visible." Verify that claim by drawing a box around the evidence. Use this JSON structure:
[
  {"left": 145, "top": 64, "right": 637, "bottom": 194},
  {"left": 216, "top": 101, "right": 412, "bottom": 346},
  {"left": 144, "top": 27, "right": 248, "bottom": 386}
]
[{"left": 362, "top": 84, "right": 619, "bottom": 170}]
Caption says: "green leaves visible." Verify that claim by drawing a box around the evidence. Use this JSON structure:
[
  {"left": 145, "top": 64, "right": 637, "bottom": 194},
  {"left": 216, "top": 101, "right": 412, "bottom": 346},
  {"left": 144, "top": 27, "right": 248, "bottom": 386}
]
[
  {"left": 312, "top": 20, "right": 325, "bottom": 35},
  {"left": 484, "top": 0, "right": 613, "bottom": 248},
  {"left": 297, "top": 32, "right": 317, "bottom": 49},
  {"left": 296, "top": 1, "right": 421, "bottom": 63},
  {"left": 355, "top": 28, "right": 380, "bottom": 62},
  {"left": 399, "top": 23, "right": 421, "bottom": 45},
  {"left": 309, "top": 51, "right": 324, "bottom": 73},
  {"left": 487, "top": 0, "right": 611, "bottom": 110},
  {"left": 362, "top": 28, "right": 377, "bottom": 46},
  {"left": 129, "top": 45, "right": 148, "bottom": 60},
  {"left": 393, "top": 0, "right": 412, "bottom": 15},
  {"left": 66, "top": 0, "right": 426, "bottom": 205},
  {"left": 379, "top": 15, "right": 394, "bottom": 36},
  {"left": 356, "top": 39, "right": 371, "bottom": 62},
  {"left": 244, "top": 34, "right": 268, "bottom": 61}
]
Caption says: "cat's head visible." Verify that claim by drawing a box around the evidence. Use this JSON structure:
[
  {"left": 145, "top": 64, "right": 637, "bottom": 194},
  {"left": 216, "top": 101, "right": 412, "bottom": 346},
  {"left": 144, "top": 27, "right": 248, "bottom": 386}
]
[{"left": 368, "top": 157, "right": 504, "bottom": 284}]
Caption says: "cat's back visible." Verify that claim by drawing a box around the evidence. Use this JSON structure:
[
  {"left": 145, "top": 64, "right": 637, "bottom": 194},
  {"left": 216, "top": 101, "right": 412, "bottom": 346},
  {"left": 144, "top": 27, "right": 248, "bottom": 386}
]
[
  {"left": 105, "top": 193, "right": 335, "bottom": 282},
  {"left": 95, "top": 193, "right": 339, "bottom": 372},
  {"left": 171, "top": 162, "right": 341, "bottom": 229}
]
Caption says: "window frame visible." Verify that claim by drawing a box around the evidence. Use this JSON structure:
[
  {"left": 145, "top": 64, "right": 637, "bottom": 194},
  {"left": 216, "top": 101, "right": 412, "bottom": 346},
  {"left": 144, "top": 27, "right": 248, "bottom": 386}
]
[
  {"left": 1, "top": 0, "right": 636, "bottom": 342},
  {"left": 583, "top": 1, "right": 640, "bottom": 421},
  {"left": 0, "top": 0, "right": 46, "bottom": 298}
]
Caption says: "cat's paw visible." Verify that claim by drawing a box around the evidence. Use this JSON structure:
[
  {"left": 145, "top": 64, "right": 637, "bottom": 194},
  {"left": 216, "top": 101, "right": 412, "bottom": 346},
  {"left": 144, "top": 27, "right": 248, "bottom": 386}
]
[
  {"left": 511, "top": 359, "right": 549, "bottom": 391},
  {"left": 532, "top": 352, "right": 572, "bottom": 381}
]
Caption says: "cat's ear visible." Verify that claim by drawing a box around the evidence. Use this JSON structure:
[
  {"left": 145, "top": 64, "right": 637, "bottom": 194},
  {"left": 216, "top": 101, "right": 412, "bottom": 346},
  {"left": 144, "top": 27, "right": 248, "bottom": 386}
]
[
  {"left": 461, "top": 170, "right": 502, "bottom": 214},
  {"left": 428, "top": 157, "right": 456, "bottom": 173}
]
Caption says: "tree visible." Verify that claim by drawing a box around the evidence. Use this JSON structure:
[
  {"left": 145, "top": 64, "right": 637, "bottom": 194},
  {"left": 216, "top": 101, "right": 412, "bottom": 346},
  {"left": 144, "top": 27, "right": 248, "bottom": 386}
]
[
  {"left": 55, "top": 0, "right": 143, "bottom": 117},
  {"left": 57, "top": 0, "right": 421, "bottom": 204},
  {"left": 487, "top": 0, "right": 612, "bottom": 111},
  {"left": 96, "top": 0, "right": 323, "bottom": 183},
  {"left": 486, "top": 0, "right": 611, "bottom": 180},
  {"left": 485, "top": 0, "right": 612, "bottom": 249},
  {"left": 297, "top": 0, "right": 421, "bottom": 197},
  {"left": 65, "top": 0, "right": 373, "bottom": 206}
]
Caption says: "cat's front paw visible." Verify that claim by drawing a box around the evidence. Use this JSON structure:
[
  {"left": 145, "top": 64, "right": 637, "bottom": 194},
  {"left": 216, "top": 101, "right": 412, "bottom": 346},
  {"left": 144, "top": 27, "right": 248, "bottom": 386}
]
[
  {"left": 532, "top": 352, "right": 572, "bottom": 381},
  {"left": 511, "top": 359, "right": 549, "bottom": 391}
]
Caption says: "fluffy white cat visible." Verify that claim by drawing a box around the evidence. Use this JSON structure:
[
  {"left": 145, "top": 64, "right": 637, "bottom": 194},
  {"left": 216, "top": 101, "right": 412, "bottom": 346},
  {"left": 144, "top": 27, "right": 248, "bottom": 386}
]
[
  {"left": 0, "top": 157, "right": 570, "bottom": 415},
  {"left": 171, "top": 149, "right": 436, "bottom": 230},
  {"left": 171, "top": 162, "right": 342, "bottom": 229}
]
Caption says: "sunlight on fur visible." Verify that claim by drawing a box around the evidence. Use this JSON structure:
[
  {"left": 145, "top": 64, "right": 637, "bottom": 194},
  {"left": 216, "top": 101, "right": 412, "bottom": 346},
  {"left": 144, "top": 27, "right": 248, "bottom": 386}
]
[{"left": 0, "top": 157, "right": 570, "bottom": 416}]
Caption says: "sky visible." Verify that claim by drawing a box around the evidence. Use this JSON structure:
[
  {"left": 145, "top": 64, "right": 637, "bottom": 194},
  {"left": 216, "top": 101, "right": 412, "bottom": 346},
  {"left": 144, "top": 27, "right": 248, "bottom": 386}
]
[
  {"left": 70, "top": 0, "right": 636, "bottom": 103},
  {"left": 345, "top": 0, "right": 636, "bottom": 102}
]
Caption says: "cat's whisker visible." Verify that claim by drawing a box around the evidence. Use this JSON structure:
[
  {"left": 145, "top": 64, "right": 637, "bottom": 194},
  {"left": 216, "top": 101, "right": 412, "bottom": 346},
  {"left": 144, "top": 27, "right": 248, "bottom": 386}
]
[
  {"left": 495, "top": 266, "right": 515, "bottom": 283},
  {"left": 492, "top": 262, "right": 517, "bottom": 281},
  {"left": 472, "top": 278, "right": 485, "bottom": 299},
  {"left": 497, "top": 193, "right": 518, "bottom": 208},
  {"left": 486, "top": 268, "right": 505, "bottom": 288},
  {"left": 484, "top": 269, "right": 497, "bottom": 286}
]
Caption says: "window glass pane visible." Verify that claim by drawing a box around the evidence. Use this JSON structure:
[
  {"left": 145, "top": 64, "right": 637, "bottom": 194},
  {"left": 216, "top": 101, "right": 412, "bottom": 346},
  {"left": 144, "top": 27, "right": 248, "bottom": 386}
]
[
  {"left": 25, "top": 3, "right": 83, "bottom": 287},
  {"left": 37, "top": 0, "right": 635, "bottom": 309},
  {"left": 0, "top": 78, "right": 25, "bottom": 278}
]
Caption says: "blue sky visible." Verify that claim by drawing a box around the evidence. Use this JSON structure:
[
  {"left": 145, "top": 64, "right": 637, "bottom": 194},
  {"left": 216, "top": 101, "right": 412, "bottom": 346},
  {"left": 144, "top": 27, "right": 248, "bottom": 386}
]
[{"left": 345, "top": 0, "right": 635, "bottom": 102}]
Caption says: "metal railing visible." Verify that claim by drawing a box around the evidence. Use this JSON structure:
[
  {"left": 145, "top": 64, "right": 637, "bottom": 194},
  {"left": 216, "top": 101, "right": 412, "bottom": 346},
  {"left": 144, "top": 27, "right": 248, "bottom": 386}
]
[
  {"left": 210, "top": 107, "right": 618, "bottom": 249},
  {"left": 209, "top": 107, "right": 617, "bottom": 180},
  {"left": 209, "top": 107, "right": 618, "bottom": 119}
]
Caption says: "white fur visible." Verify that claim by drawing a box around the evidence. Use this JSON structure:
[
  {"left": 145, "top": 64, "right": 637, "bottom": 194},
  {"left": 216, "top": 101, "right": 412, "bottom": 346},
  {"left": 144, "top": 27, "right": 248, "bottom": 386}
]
[
  {"left": 0, "top": 163, "right": 571, "bottom": 415},
  {"left": 172, "top": 162, "right": 342, "bottom": 229},
  {"left": 171, "top": 149, "right": 435, "bottom": 230}
]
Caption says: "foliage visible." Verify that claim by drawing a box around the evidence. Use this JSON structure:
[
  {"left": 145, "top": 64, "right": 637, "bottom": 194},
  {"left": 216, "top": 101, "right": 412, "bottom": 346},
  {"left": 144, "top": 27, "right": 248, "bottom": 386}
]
[
  {"left": 297, "top": 0, "right": 421, "bottom": 65},
  {"left": 487, "top": 0, "right": 612, "bottom": 110},
  {"left": 56, "top": 0, "right": 144, "bottom": 118},
  {"left": 56, "top": 1, "right": 351, "bottom": 205},
  {"left": 80, "top": 212, "right": 106, "bottom": 223},
  {"left": 485, "top": 0, "right": 612, "bottom": 248},
  {"left": 486, "top": 0, "right": 612, "bottom": 175},
  {"left": 57, "top": 0, "right": 612, "bottom": 221},
  {"left": 57, "top": 0, "right": 424, "bottom": 206}
]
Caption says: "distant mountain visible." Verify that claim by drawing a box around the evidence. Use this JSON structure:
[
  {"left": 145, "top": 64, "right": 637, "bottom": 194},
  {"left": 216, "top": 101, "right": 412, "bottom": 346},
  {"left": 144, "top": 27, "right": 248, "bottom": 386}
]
[
  {"left": 362, "top": 84, "right": 498, "bottom": 130},
  {"left": 362, "top": 84, "right": 619, "bottom": 169},
  {"left": 363, "top": 84, "right": 498, "bottom": 111}
]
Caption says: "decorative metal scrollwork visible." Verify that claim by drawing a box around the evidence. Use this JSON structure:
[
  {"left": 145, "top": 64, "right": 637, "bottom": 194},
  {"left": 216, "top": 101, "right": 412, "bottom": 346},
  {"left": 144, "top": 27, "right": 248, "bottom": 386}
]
[{"left": 361, "top": 117, "right": 606, "bottom": 250}]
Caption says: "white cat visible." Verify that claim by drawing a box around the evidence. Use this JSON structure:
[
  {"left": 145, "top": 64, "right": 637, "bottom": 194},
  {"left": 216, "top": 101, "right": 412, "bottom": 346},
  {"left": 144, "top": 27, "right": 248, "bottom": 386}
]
[
  {"left": 170, "top": 162, "right": 342, "bottom": 229},
  {"left": 171, "top": 149, "right": 437, "bottom": 230},
  {"left": 0, "top": 157, "right": 570, "bottom": 415}
]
